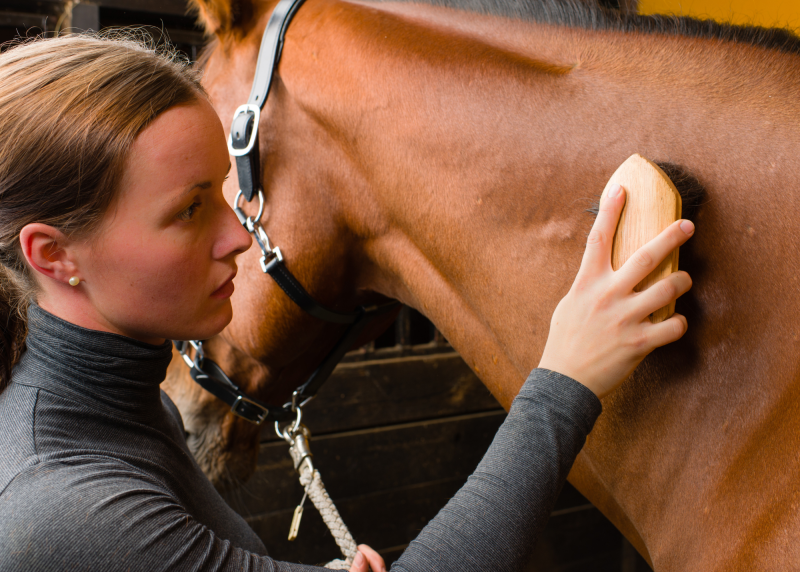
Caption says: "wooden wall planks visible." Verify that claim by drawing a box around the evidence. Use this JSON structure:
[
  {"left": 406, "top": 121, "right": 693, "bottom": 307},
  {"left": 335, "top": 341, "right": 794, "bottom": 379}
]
[
  {"left": 223, "top": 351, "right": 652, "bottom": 571},
  {"left": 259, "top": 352, "right": 501, "bottom": 441}
]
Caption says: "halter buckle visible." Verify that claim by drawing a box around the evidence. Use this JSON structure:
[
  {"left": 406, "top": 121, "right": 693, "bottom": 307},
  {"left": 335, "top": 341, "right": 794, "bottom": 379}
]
[
  {"left": 230, "top": 394, "right": 270, "bottom": 424},
  {"left": 228, "top": 104, "right": 261, "bottom": 157}
]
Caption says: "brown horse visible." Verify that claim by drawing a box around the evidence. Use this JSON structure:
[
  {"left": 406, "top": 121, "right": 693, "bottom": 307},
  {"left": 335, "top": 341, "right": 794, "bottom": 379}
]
[{"left": 161, "top": 0, "right": 800, "bottom": 568}]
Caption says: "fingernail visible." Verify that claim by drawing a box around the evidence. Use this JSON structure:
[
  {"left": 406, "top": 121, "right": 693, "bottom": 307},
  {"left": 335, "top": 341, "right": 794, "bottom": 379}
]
[
  {"left": 680, "top": 220, "right": 695, "bottom": 235},
  {"left": 608, "top": 184, "right": 621, "bottom": 198},
  {"left": 354, "top": 552, "right": 364, "bottom": 566}
]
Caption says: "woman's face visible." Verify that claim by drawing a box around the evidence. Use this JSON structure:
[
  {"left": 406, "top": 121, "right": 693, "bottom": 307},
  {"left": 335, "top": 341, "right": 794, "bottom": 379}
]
[{"left": 68, "top": 97, "right": 252, "bottom": 344}]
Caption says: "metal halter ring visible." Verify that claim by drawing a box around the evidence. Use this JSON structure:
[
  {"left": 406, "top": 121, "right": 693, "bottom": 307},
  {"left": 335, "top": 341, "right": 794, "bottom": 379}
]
[
  {"left": 275, "top": 406, "right": 303, "bottom": 443},
  {"left": 234, "top": 189, "right": 265, "bottom": 233},
  {"left": 274, "top": 390, "right": 316, "bottom": 442},
  {"left": 286, "top": 388, "right": 315, "bottom": 414},
  {"left": 231, "top": 190, "right": 283, "bottom": 271}
]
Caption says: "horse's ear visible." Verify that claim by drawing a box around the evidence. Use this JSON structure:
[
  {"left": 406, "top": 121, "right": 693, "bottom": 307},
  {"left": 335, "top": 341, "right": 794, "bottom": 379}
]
[{"left": 188, "top": 0, "right": 256, "bottom": 36}]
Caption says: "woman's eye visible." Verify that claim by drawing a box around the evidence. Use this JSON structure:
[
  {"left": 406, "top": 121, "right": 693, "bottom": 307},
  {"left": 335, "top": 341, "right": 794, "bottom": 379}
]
[{"left": 178, "top": 201, "right": 202, "bottom": 222}]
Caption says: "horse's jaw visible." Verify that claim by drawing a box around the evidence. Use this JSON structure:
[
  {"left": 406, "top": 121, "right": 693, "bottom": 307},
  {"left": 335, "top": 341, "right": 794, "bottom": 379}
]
[{"left": 162, "top": 354, "right": 259, "bottom": 489}]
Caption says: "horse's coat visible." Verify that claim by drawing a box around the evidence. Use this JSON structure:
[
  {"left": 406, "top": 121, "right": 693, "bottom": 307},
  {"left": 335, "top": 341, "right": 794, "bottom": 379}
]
[{"left": 162, "top": 0, "right": 800, "bottom": 568}]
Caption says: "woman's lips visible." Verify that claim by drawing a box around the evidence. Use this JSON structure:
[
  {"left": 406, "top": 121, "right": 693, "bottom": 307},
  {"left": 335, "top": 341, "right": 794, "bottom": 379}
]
[{"left": 211, "top": 271, "right": 236, "bottom": 299}]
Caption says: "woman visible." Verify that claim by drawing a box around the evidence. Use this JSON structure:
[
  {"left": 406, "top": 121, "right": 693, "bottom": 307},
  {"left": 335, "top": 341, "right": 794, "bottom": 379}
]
[{"left": 0, "top": 35, "right": 693, "bottom": 572}]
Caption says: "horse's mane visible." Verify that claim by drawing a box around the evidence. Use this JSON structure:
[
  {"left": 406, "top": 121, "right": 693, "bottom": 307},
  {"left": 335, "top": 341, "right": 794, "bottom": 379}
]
[
  {"left": 194, "top": 0, "right": 800, "bottom": 66},
  {"left": 370, "top": 0, "right": 800, "bottom": 55},
  {"left": 587, "top": 162, "right": 707, "bottom": 221}
]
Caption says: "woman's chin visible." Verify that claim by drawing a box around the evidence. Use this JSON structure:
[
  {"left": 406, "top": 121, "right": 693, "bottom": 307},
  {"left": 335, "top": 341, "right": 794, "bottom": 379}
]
[{"left": 175, "top": 302, "right": 233, "bottom": 342}]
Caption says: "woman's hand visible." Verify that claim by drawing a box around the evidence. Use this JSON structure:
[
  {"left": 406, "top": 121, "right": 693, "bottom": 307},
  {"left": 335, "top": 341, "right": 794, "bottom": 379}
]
[
  {"left": 350, "top": 544, "right": 386, "bottom": 572},
  {"left": 538, "top": 184, "right": 694, "bottom": 399}
]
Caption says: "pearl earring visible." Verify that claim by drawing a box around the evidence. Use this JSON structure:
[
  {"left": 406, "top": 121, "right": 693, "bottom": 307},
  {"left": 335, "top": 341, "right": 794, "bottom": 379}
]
[{"left": 68, "top": 277, "right": 80, "bottom": 287}]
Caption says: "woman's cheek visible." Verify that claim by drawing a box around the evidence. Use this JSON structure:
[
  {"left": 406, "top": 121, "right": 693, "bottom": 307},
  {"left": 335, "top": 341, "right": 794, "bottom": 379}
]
[{"left": 153, "top": 250, "right": 204, "bottom": 300}]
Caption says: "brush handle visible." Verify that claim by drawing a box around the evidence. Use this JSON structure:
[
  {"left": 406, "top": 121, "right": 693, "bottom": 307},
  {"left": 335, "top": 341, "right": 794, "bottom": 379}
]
[{"left": 601, "top": 154, "right": 682, "bottom": 324}]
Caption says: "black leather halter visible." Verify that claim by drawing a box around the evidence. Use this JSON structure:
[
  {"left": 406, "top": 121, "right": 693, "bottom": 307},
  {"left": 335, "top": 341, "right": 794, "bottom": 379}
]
[
  {"left": 177, "top": 0, "right": 399, "bottom": 424},
  {"left": 229, "top": 0, "right": 306, "bottom": 204}
]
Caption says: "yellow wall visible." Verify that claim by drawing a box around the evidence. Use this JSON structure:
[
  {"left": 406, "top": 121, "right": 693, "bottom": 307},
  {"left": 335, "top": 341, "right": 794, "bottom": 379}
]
[{"left": 638, "top": 0, "right": 800, "bottom": 31}]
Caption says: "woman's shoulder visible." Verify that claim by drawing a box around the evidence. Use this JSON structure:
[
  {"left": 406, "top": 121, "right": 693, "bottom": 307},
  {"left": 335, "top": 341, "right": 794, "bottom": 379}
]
[
  {"left": 0, "top": 454, "right": 183, "bottom": 570},
  {"left": 1, "top": 453, "right": 173, "bottom": 510},
  {"left": 0, "top": 382, "right": 40, "bottom": 495},
  {"left": 0, "top": 381, "right": 181, "bottom": 493},
  {"left": 0, "top": 453, "right": 279, "bottom": 572}
]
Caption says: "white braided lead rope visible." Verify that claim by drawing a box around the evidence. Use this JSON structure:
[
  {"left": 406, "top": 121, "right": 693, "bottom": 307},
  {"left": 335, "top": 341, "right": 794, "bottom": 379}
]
[
  {"left": 298, "top": 463, "right": 358, "bottom": 569},
  {"left": 323, "top": 559, "right": 350, "bottom": 571}
]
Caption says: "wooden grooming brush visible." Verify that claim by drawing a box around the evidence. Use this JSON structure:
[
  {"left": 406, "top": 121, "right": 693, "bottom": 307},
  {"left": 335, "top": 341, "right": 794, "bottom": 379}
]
[{"left": 600, "top": 154, "right": 682, "bottom": 324}]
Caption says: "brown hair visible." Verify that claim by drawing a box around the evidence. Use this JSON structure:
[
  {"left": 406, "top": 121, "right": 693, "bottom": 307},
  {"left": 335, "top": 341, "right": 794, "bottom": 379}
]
[{"left": 0, "top": 33, "right": 205, "bottom": 389}]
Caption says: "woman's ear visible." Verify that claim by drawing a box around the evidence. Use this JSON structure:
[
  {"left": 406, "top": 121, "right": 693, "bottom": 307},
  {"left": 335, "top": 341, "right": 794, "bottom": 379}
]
[{"left": 19, "top": 223, "right": 78, "bottom": 286}]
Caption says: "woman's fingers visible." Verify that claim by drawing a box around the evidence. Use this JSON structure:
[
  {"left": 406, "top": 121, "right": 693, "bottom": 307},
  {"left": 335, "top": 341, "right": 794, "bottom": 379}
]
[
  {"left": 350, "top": 551, "right": 368, "bottom": 572},
  {"left": 616, "top": 219, "right": 695, "bottom": 292},
  {"left": 350, "top": 545, "right": 386, "bottom": 572},
  {"left": 631, "top": 271, "right": 692, "bottom": 319},
  {"left": 642, "top": 313, "right": 689, "bottom": 351},
  {"left": 538, "top": 179, "right": 696, "bottom": 399},
  {"left": 578, "top": 184, "right": 626, "bottom": 278}
]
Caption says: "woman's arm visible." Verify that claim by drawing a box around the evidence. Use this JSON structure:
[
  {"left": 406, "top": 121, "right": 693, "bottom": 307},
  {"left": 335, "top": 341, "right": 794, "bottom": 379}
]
[
  {"left": 0, "top": 373, "right": 597, "bottom": 572},
  {"left": 391, "top": 369, "right": 599, "bottom": 571}
]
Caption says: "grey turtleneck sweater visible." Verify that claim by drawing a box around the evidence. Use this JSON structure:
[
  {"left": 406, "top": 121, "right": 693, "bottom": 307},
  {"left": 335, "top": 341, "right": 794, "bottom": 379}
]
[{"left": 0, "top": 305, "right": 601, "bottom": 571}]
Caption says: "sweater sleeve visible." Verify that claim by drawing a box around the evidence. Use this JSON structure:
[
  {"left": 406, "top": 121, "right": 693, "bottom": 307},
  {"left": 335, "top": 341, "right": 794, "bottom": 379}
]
[
  {"left": 0, "top": 369, "right": 599, "bottom": 572},
  {"left": 390, "top": 368, "right": 601, "bottom": 572}
]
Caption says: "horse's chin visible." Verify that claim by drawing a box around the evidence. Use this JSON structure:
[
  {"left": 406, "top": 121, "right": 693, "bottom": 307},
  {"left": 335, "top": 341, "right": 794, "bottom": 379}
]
[
  {"left": 171, "top": 389, "right": 259, "bottom": 491},
  {"left": 163, "top": 357, "right": 262, "bottom": 491},
  {"left": 186, "top": 422, "right": 259, "bottom": 492}
]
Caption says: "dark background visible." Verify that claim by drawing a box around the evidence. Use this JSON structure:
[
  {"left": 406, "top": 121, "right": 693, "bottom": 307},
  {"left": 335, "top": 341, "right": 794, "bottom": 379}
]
[{"left": 0, "top": 1, "right": 651, "bottom": 570}]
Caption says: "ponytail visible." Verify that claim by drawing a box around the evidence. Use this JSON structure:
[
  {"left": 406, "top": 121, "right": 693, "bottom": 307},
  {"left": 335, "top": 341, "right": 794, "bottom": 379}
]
[{"left": 0, "top": 279, "right": 26, "bottom": 390}]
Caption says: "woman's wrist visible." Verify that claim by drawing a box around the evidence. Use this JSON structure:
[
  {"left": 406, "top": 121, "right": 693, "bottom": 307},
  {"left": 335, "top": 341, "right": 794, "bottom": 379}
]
[{"left": 535, "top": 360, "right": 594, "bottom": 396}]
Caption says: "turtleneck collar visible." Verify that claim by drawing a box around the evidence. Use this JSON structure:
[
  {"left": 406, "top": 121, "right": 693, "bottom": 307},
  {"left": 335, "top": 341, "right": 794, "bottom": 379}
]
[{"left": 12, "top": 304, "right": 174, "bottom": 421}]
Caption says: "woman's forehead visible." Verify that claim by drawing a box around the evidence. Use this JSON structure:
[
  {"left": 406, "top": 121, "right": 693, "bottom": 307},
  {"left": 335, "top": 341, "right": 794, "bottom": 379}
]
[
  {"left": 119, "top": 100, "right": 229, "bottom": 206},
  {"left": 134, "top": 101, "right": 225, "bottom": 168}
]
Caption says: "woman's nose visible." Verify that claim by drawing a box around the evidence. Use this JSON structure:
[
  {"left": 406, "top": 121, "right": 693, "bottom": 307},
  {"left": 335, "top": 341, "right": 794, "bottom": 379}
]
[{"left": 215, "top": 199, "right": 253, "bottom": 259}]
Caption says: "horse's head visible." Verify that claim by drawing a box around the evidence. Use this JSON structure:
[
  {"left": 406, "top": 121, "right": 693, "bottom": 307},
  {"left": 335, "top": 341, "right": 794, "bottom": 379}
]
[{"left": 162, "top": 0, "right": 399, "bottom": 489}]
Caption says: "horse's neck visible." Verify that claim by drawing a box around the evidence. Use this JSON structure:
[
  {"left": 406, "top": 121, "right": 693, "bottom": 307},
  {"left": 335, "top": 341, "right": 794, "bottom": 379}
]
[
  {"left": 276, "top": 0, "right": 605, "bottom": 405},
  {"left": 286, "top": 4, "right": 800, "bottom": 566},
  {"left": 312, "top": 1, "right": 800, "bottom": 406}
]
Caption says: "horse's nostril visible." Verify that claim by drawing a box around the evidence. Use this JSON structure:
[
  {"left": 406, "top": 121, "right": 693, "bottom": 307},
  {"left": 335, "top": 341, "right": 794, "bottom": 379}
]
[{"left": 184, "top": 431, "right": 190, "bottom": 442}]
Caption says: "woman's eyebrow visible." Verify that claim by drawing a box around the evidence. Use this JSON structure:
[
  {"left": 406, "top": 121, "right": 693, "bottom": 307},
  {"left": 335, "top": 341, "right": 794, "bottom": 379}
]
[
  {"left": 177, "top": 181, "right": 212, "bottom": 203},
  {"left": 170, "top": 164, "right": 232, "bottom": 207},
  {"left": 189, "top": 163, "right": 232, "bottom": 191}
]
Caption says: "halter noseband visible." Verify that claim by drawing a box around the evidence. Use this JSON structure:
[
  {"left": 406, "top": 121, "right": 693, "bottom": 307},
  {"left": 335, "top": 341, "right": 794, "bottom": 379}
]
[{"left": 176, "top": 0, "right": 399, "bottom": 424}]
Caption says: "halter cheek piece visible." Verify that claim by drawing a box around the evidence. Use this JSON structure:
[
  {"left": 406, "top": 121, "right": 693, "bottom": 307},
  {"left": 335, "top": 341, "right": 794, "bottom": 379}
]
[{"left": 176, "top": 0, "right": 399, "bottom": 424}]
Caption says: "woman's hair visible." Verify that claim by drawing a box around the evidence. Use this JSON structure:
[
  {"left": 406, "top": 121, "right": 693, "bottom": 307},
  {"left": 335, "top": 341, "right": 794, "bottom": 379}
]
[{"left": 0, "top": 33, "right": 205, "bottom": 389}]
